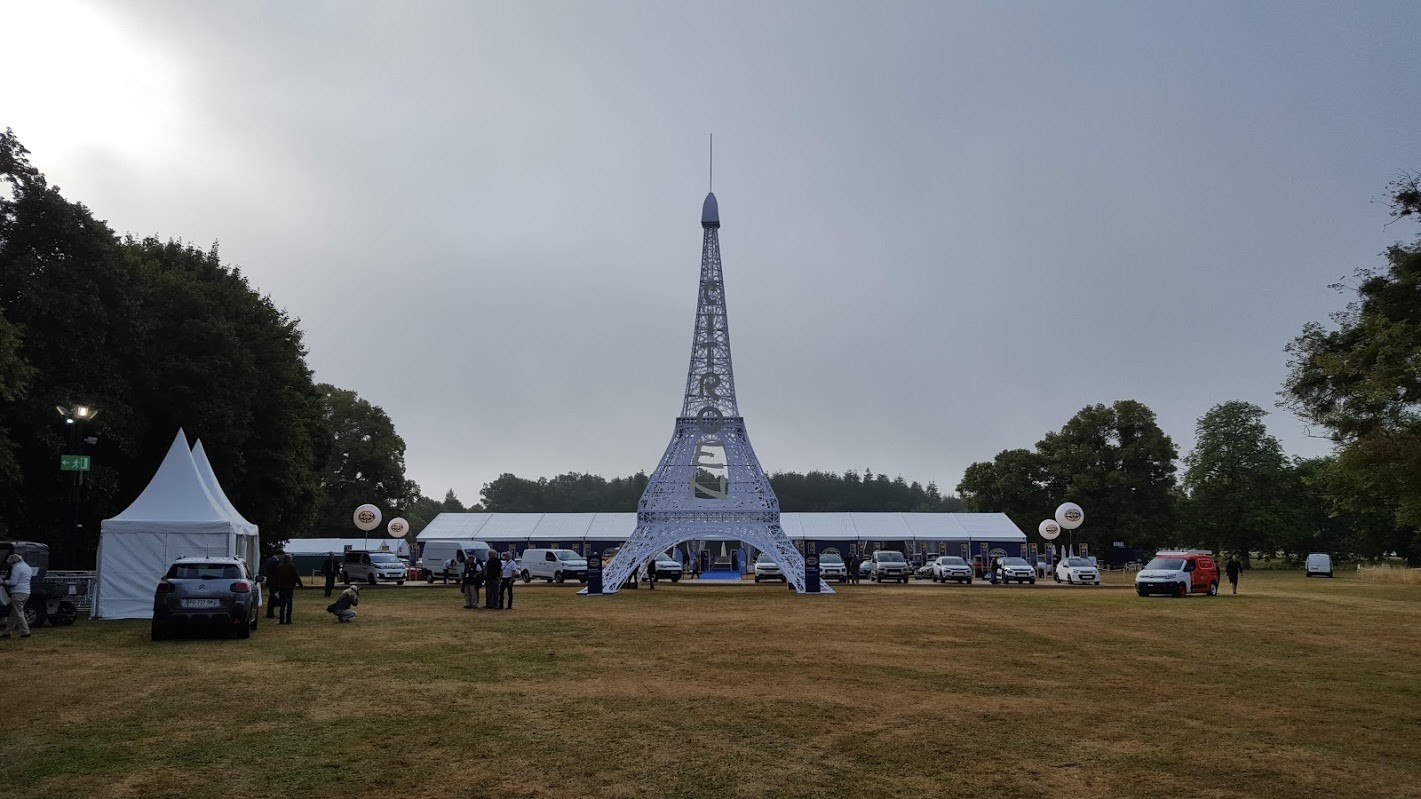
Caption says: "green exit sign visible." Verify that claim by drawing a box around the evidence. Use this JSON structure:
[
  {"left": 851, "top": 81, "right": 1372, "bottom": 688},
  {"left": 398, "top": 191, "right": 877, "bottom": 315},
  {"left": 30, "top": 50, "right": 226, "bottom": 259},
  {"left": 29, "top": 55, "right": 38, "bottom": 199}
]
[{"left": 60, "top": 455, "right": 91, "bottom": 472}]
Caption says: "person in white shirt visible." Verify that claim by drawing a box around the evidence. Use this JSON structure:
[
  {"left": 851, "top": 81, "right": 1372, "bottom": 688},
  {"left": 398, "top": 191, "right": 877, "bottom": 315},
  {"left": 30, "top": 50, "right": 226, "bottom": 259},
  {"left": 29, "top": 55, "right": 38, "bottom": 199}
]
[
  {"left": 2, "top": 553, "right": 34, "bottom": 638},
  {"left": 499, "top": 552, "right": 517, "bottom": 610}
]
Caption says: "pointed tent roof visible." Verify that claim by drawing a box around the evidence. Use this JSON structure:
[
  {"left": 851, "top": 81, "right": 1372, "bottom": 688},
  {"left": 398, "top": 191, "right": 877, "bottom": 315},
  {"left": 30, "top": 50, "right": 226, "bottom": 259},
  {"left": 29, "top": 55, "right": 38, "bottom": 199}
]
[
  {"left": 102, "top": 429, "right": 236, "bottom": 534},
  {"left": 192, "top": 439, "right": 258, "bottom": 535}
]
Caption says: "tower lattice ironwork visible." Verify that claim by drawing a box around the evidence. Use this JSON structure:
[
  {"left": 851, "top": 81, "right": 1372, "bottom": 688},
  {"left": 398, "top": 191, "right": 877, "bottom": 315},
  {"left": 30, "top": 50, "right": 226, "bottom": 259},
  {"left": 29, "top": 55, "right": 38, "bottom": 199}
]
[{"left": 590, "top": 191, "right": 828, "bottom": 594}]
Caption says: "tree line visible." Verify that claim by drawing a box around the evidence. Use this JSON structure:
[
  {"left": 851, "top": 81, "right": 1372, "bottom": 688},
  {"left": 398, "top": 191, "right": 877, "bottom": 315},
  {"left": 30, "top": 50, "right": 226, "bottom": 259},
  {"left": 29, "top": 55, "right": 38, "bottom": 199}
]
[
  {"left": 477, "top": 469, "right": 963, "bottom": 513},
  {"left": 957, "top": 175, "right": 1421, "bottom": 564},
  {"left": 0, "top": 130, "right": 454, "bottom": 564}
]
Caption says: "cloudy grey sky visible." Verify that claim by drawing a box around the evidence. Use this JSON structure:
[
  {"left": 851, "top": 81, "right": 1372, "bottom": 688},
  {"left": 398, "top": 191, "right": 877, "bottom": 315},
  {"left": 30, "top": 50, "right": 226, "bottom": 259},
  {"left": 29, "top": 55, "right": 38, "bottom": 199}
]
[{"left": 4, "top": 1, "right": 1418, "bottom": 506}]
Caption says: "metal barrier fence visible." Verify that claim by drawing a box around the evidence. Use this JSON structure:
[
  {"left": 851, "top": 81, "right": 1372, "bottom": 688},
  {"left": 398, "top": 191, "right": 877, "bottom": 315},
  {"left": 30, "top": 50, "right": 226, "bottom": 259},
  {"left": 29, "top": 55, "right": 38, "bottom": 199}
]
[{"left": 46, "top": 570, "right": 98, "bottom": 613}]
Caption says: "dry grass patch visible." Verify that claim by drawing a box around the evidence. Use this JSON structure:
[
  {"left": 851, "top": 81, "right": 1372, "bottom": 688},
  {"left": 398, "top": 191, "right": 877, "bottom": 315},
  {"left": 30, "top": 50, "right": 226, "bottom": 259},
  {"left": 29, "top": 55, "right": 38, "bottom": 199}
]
[
  {"left": 1358, "top": 564, "right": 1421, "bottom": 584},
  {"left": 5, "top": 572, "right": 1420, "bottom": 799}
]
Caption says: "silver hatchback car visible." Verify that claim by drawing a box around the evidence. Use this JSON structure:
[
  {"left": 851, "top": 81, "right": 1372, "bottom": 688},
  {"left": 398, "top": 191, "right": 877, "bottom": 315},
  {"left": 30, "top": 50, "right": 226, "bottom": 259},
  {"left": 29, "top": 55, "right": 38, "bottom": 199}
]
[{"left": 151, "top": 556, "right": 261, "bottom": 641}]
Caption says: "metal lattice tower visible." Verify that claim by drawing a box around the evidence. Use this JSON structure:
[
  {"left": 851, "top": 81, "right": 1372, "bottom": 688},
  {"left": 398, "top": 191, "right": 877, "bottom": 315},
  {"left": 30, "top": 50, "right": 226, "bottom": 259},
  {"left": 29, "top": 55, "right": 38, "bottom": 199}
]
[{"left": 589, "top": 191, "right": 828, "bottom": 594}]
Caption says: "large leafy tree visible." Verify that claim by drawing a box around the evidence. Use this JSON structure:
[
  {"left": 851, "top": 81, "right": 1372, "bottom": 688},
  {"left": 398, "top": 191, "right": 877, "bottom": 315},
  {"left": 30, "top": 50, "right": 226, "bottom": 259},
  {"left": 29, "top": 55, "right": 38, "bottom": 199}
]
[
  {"left": 1179, "top": 401, "right": 1298, "bottom": 561},
  {"left": 956, "top": 449, "right": 1050, "bottom": 534},
  {"left": 1036, "top": 400, "right": 1179, "bottom": 553},
  {"left": 0, "top": 129, "right": 327, "bottom": 563},
  {"left": 312, "top": 384, "right": 419, "bottom": 534},
  {"left": 1283, "top": 174, "right": 1421, "bottom": 562}
]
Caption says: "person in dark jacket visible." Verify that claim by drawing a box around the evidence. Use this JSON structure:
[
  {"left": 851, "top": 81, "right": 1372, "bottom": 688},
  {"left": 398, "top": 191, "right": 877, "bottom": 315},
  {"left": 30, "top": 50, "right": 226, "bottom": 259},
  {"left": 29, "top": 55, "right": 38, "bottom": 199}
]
[
  {"left": 272, "top": 554, "right": 304, "bottom": 624},
  {"left": 484, "top": 553, "right": 502, "bottom": 609},
  {"left": 261, "top": 553, "right": 282, "bottom": 618},
  {"left": 320, "top": 552, "right": 340, "bottom": 597},
  {"left": 327, "top": 585, "right": 359, "bottom": 622},
  {"left": 1226, "top": 555, "right": 1242, "bottom": 595},
  {"left": 462, "top": 556, "right": 482, "bottom": 609}
]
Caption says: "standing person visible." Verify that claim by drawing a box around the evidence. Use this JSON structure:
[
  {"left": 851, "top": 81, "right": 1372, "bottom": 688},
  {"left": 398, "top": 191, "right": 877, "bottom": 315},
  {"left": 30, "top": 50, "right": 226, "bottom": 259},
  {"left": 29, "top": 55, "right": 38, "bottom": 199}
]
[
  {"left": 646, "top": 559, "right": 658, "bottom": 590},
  {"left": 2, "top": 552, "right": 33, "bottom": 639},
  {"left": 462, "top": 555, "right": 481, "bottom": 609},
  {"left": 484, "top": 552, "right": 502, "bottom": 609},
  {"left": 846, "top": 554, "right": 857, "bottom": 585},
  {"left": 327, "top": 585, "right": 359, "bottom": 622},
  {"left": 499, "top": 552, "right": 517, "bottom": 609},
  {"left": 273, "top": 554, "right": 304, "bottom": 624},
  {"left": 1226, "top": 555, "right": 1242, "bottom": 595},
  {"left": 320, "top": 552, "right": 339, "bottom": 598},
  {"left": 262, "top": 552, "right": 281, "bottom": 618}
]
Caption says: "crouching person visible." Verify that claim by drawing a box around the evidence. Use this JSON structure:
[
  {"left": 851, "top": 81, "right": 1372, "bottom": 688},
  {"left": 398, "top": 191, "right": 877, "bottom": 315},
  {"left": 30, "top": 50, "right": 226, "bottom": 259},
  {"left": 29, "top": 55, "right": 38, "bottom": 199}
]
[{"left": 327, "top": 585, "right": 359, "bottom": 622}]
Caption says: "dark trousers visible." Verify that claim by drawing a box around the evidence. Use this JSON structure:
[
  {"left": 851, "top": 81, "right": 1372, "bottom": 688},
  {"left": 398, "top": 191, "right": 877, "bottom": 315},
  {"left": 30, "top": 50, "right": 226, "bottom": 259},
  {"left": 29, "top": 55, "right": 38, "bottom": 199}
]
[
  {"left": 266, "top": 587, "right": 278, "bottom": 617},
  {"left": 324, "top": 573, "right": 335, "bottom": 597},
  {"left": 281, "top": 591, "right": 294, "bottom": 623},
  {"left": 486, "top": 578, "right": 499, "bottom": 608},
  {"left": 500, "top": 577, "right": 514, "bottom": 609}
]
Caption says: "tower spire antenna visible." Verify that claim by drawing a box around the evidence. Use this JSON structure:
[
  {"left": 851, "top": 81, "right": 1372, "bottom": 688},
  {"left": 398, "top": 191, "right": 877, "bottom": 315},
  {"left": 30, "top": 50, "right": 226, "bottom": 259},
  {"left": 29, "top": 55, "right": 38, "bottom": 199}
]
[{"left": 709, "top": 133, "right": 713, "bottom": 192}]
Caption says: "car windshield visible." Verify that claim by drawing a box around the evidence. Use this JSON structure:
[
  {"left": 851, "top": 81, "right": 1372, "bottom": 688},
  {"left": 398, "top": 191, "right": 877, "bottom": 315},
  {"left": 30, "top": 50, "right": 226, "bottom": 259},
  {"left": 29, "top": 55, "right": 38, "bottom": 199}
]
[
  {"left": 371, "top": 553, "right": 401, "bottom": 563},
  {"left": 166, "top": 563, "right": 241, "bottom": 580},
  {"left": 1004, "top": 558, "right": 1029, "bottom": 567},
  {"left": 1146, "top": 557, "right": 1186, "bottom": 571},
  {"left": 876, "top": 552, "right": 905, "bottom": 562},
  {"left": 819, "top": 554, "right": 843, "bottom": 564},
  {"left": 1066, "top": 557, "right": 1093, "bottom": 567},
  {"left": 939, "top": 557, "right": 966, "bottom": 566},
  {"left": 555, "top": 550, "right": 582, "bottom": 561},
  {"left": 756, "top": 554, "right": 779, "bottom": 564}
]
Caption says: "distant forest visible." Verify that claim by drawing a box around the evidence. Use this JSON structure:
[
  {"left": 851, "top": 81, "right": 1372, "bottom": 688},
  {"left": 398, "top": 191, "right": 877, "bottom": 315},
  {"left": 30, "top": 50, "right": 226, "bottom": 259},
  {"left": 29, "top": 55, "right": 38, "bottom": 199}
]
[{"left": 478, "top": 469, "right": 963, "bottom": 513}]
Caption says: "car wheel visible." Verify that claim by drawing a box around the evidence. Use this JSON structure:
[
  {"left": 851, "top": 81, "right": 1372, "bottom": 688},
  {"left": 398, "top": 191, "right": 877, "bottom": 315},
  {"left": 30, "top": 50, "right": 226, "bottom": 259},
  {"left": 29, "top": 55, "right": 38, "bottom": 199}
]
[
  {"left": 1029, "top": 578, "right": 1036, "bottom": 585},
  {"left": 424, "top": 572, "right": 435, "bottom": 584},
  {"left": 554, "top": 571, "right": 565, "bottom": 584},
  {"left": 671, "top": 574, "right": 681, "bottom": 583},
  {"left": 237, "top": 617, "right": 252, "bottom": 639},
  {"left": 1207, "top": 581, "right": 1219, "bottom": 596},
  {"left": 754, "top": 576, "right": 761, "bottom": 583},
  {"left": 251, "top": 614, "right": 259, "bottom": 631},
  {"left": 1093, "top": 581, "right": 1100, "bottom": 586},
  {"left": 151, "top": 621, "right": 168, "bottom": 641},
  {"left": 521, "top": 570, "right": 531, "bottom": 583},
  {"left": 1136, "top": 588, "right": 1148, "bottom": 597},
  {"left": 22, "top": 602, "right": 44, "bottom": 629},
  {"left": 1176, "top": 583, "right": 1188, "bottom": 598},
  {"left": 49, "top": 600, "right": 78, "bottom": 626},
  {"left": 396, "top": 580, "right": 405, "bottom": 586},
  {"left": 1326, "top": 572, "right": 1334, "bottom": 578},
  {"left": 342, "top": 573, "right": 351, "bottom": 585},
  {"left": 368, "top": 574, "right": 377, "bottom": 586}
]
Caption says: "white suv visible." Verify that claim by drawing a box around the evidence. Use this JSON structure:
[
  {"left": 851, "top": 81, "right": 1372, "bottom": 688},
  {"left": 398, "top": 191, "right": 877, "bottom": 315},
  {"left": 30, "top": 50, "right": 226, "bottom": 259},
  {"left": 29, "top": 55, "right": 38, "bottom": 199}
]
[
  {"left": 817, "top": 553, "right": 848, "bottom": 582},
  {"left": 931, "top": 555, "right": 973, "bottom": 584},
  {"left": 519, "top": 548, "right": 588, "bottom": 583},
  {"left": 1054, "top": 556, "right": 1100, "bottom": 585},
  {"left": 870, "top": 551, "right": 910, "bottom": 583},
  {"left": 753, "top": 553, "right": 784, "bottom": 583}
]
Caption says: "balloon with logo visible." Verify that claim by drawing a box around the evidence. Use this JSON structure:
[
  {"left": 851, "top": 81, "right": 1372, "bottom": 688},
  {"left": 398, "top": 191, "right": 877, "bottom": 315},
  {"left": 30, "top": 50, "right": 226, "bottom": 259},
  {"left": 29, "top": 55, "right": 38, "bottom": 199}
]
[
  {"left": 387, "top": 517, "right": 409, "bottom": 538},
  {"left": 1054, "top": 502, "right": 1084, "bottom": 530},
  {"left": 1038, "top": 519, "right": 1061, "bottom": 541},
  {"left": 353, "top": 503, "right": 383, "bottom": 532}
]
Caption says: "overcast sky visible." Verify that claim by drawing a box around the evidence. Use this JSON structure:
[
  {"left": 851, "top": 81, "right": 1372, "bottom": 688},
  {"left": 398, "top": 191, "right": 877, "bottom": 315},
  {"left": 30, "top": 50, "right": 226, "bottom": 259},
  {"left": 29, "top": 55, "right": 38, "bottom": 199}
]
[{"left": 3, "top": 1, "right": 1418, "bottom": 507}]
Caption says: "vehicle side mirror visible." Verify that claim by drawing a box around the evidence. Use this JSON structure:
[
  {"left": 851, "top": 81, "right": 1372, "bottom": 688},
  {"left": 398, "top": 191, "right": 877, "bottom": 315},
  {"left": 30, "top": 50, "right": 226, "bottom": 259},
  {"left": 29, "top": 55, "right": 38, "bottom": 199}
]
[{"left": 1184, "top": 562, "right": 1195, "bottom": 572}]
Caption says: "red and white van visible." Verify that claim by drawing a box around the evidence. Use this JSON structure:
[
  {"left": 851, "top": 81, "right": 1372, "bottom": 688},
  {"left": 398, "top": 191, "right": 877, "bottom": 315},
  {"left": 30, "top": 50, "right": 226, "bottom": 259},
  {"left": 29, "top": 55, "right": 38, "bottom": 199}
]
[{"left": 1134, "top": 550, "right": 1220, "bottom": 597}]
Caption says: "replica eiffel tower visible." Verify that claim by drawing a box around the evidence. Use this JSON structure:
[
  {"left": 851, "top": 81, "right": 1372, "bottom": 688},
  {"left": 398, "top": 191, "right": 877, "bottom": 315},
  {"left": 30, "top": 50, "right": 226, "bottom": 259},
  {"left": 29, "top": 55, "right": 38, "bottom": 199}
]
[{"left": 592, "top": 187, "right": 829, "bottom": 594}]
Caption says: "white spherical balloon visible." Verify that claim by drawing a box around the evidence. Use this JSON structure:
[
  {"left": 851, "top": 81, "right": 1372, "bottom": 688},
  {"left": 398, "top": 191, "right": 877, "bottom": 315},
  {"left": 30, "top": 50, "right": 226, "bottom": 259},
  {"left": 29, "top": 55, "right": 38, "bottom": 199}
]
[
  {"left": 353, "top": 503, "right": 382, "bottom": 532},
  {"left": 1038, "top": 519, "right": 1061, "bottom": 540},
  {"left": 387, "top": 517, "right": 408, "bottom": 538},
  {"left": 1055, "top": 502, "right": 1084, "bottom": 530}
]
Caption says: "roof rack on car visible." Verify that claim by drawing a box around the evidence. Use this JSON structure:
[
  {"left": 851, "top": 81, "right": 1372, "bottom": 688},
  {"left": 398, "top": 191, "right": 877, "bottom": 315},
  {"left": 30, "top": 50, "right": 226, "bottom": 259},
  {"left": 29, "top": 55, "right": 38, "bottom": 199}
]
[{"left": 1154, "top": 549, "right": 1213, "bottom": 556}]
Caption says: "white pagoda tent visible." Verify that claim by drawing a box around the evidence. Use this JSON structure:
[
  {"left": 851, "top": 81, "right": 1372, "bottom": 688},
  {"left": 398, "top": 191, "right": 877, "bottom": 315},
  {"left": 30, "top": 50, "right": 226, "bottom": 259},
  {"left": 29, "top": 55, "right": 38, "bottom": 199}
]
[{"left": 93, "top": 430, "right": 259, "bottom": 619}]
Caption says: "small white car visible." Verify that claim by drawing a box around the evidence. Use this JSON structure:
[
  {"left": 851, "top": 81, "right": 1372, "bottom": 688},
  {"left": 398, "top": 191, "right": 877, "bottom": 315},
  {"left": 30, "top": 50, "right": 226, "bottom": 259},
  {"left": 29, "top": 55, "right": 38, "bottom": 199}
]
[
  {"left": 650, "top": 553, "right": 683, "bottom": 582},
  {"left": 1305, "top": 552, "right": 1334, "bottom": 578},
  {"left": 931, "top": 556, "right": 973, "bottom": 584},
  {"left": 817, "top": 553, "right": 849, "bottom": 582},
  {"left": 753, "top": 553, "right": 784, "bottom": 583},
  {"left": 1054, "top": 556, "right": 1101, "bottom": 585},
  {"left": 342, "top": 550, "right": 407, "bottom": 585},
  {"left": 993, "top": 557, "right": 1036, "bottom": 584}
]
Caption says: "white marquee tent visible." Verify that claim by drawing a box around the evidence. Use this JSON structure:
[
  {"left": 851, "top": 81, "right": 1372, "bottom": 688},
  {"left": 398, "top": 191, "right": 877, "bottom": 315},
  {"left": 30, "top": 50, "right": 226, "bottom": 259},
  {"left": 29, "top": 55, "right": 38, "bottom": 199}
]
[{"left": 93, "top": 430, "right": 259, "bottom": 619}]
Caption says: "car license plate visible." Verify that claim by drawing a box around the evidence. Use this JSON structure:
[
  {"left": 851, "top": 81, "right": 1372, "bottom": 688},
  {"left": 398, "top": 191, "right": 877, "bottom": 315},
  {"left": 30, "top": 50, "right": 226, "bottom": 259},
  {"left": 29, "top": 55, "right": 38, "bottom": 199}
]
[{"left": 181, "top": 598, "right": 221, "bottom": 608}]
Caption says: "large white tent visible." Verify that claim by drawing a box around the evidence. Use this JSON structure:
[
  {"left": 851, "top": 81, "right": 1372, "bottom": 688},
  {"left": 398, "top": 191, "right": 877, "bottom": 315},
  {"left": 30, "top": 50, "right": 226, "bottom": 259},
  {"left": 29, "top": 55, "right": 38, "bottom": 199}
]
[{"left": 93, "top": 430, "right": 259, "bottom": 619}]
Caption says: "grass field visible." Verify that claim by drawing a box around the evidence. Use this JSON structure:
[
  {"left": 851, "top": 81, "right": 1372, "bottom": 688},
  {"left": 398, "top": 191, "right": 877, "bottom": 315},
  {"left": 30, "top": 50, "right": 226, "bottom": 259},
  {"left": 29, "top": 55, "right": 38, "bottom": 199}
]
[{"left": 6, "top": 571, "right": 1419, "bottom": 799}]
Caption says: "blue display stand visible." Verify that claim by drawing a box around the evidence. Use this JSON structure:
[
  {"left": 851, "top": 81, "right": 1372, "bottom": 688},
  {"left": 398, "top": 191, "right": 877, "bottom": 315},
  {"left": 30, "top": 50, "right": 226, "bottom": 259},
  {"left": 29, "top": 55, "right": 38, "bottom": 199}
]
[{"left": 586, "top": 553, "right": 603, "bottom": 595}]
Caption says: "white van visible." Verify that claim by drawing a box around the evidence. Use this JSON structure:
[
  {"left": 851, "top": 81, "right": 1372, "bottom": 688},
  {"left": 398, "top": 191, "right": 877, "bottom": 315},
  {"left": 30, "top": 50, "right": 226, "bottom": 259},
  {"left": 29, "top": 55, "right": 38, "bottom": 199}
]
[
  {"left": 519, "top": 548, "right": 588, "bottom": 583},
  {"left": 417, "top": 540, "right": 492, "bottom": 583},
  {"left": 1305, "top": 552, "right": 1334, "bottom": 578}
]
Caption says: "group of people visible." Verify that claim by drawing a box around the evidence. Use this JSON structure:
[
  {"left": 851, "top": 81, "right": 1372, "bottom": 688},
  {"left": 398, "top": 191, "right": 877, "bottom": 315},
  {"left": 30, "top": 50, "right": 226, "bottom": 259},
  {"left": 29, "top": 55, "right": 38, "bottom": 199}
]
[
  {"left": 844, "top": 554, "right": 864, "bottom": 584},
  {"left": 459, "top": 551, "right": 518, "bottom": 609},
  {"left": 260, "top": 552, "right": 304, "bottom": 624}
]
